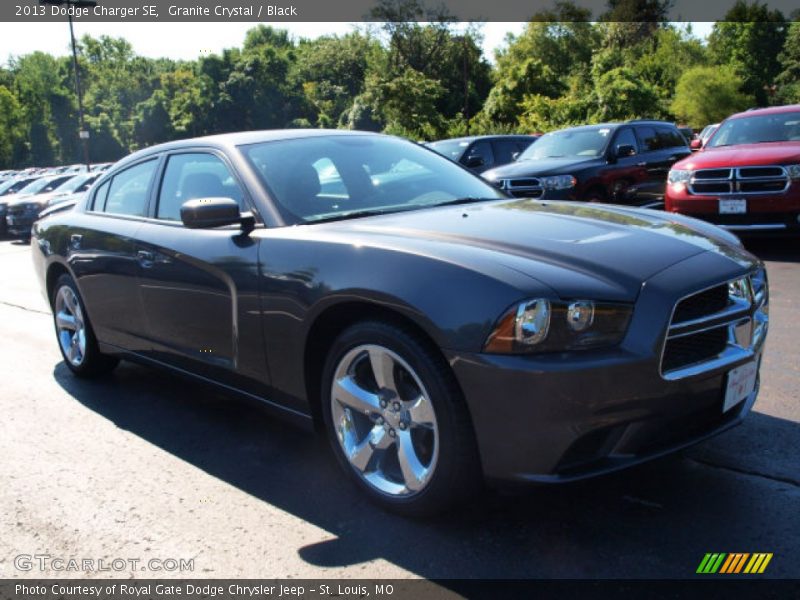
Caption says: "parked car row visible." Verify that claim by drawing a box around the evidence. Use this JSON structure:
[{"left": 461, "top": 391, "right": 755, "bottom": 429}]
[
  {"left": 425, "top": 105, "right": 800, "bottom": 236},
  {"left": 0, "top": 164, "right": 110, "bottom": 241}
]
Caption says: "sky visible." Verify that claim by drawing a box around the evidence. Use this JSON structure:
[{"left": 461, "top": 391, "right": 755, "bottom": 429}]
[{"left": 0, "top": 21, "right": 716, "bottom": 67}]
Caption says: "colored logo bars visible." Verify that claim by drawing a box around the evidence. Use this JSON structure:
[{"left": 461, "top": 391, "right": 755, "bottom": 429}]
[{"left": 696, "top": 553, "right": 773, "bottom": 574}]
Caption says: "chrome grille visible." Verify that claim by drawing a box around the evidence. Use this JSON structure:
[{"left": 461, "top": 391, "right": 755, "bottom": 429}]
[
  {"left": 688, "top": 166, "right": 790, "bottom": 196},
  {"left": 661, "top": 269, "right": 769, "bottom": 380},
  {"left": 495, "top": 177, "right": 544, "bottom": 199}
]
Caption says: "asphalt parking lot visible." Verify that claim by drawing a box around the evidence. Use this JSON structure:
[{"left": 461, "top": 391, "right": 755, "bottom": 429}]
[{"left": 0, "top": 235, "right": 798, "bottom": 582}]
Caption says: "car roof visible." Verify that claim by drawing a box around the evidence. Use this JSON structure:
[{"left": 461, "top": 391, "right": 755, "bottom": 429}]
[
  {"left": 728, "top": 104, "right": 800, "bottom": 120},
  {"left": 429, "top": 134, "right": 537, "bottom": 144},
  {"left": 114, "top": 129, "right": 382, "bottom": 170}
]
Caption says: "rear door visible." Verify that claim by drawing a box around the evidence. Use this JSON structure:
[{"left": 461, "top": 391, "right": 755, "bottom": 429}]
[
  {"left": 634, "top": 125, "right": 691, "bottom": 203},
  {"left": 132, "top": 149, "right": 267, "bottom": 392},
  {"left": 69, "top": 158, "right": 158, "bottom": 353}
]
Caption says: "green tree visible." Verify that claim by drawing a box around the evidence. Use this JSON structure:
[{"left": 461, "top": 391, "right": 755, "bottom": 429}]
[
  {"left": 708, "top": 1, "right": 787, "bottom": 106},
  {"left": 670, "top": 65, "right": 752, "bottom": 127},
  {"left": 0, "top": 85, "right": 26, "bottom": 167},
  {"left": 776, "top": 21, "right": 800, "bottom": 103}
]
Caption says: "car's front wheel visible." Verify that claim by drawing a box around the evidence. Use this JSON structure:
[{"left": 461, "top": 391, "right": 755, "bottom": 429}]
[
  {"left": 321, "top": 321, "right": 480, "bottom": 516},
  {"left": 52, "top": 274, "right": 119, "bottom": 378}
]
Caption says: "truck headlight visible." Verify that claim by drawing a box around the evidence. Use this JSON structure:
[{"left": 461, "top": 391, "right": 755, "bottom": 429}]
[
  {"left": 542, "top": 175, "right": 576, "bottom": 190},
  {"left": 668, "top": 169, "right": 692, "bottom": 185},
  {"left": 484, "top": 298, "right": 633, "bottom": 354}
]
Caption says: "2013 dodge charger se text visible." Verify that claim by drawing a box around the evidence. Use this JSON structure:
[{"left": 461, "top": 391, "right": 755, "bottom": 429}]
[{"left": 31, "top": 130, "right": 769, "bottom": 515}]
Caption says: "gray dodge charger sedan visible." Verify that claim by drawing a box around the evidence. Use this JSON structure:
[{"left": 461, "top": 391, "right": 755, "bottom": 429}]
[{"left": 31, "top": 130, "right": 769, "bottom": 515}]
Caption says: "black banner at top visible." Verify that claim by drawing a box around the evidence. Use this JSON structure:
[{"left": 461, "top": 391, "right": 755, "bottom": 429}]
[{"left": 1, "top": 0, "right": 799, "bottom": 23}]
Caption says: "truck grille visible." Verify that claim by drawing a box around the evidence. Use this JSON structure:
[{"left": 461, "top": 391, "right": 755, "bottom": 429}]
[
  {"left": 688, "top": 166, "right": 790, "bottom": 196},
  {"left": 494, "top": 178, "right": 544, "bottom": 198},
  {"left": 661, "top": 269, "right": 769, "bottom": 380}
]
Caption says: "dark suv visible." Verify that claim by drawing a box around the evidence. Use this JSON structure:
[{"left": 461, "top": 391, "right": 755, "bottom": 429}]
[
  {"left": 481, "top": 121, "right": 691, "bottom": 207},
  {"left": 426, "top": 135, "right": 539, "bottom": 174}
]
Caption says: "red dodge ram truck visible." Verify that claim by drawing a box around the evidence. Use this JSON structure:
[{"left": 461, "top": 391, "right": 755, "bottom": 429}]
[{"left": 665, "top": 104, "right": 800, "bottom": 234}]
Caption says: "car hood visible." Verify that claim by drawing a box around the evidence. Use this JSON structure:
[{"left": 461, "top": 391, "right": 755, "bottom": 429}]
[
  {"left": 322, "top": 200, "right": 755, "bottom": 302},
  {"left": 676, "top": 141, "right": 800, "bottom": 169},
  {"left": 483, "top": 157, "right": 600, "bottom": 179}
]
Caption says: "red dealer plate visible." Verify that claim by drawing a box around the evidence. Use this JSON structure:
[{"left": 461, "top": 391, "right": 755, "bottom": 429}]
[{"left": 724, "top": 361, "right": 757, "bottom": 412}]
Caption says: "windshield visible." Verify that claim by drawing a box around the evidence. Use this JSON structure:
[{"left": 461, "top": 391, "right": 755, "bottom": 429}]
[
  {"left": 52, "top": 174, "right": 98, "bottom": 195},
  {"left": 709, "top": 111, "right": 800, "bottom": 147},
  {"left": 242, "top": 135, "right": 506, "bottom": 224},
  {"left": 518, "top": 128, "right": 611, "bottom": 160},
  {"left": 0, "top": 177, "right": 38, "bottom": 196},
  {"left": 427, "top": 139, "right": 469, "bottom": 161}
]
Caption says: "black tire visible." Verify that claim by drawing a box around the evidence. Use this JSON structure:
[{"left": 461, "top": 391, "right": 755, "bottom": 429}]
[
  {"left": 51, "top": 273, "right": 119, "bottom": 378},
  {"left": 321, "top": 320, "right": 481, "bottom": 517},
  {"left": 584, "top": 186, "right": 608, "bottom": 203}
]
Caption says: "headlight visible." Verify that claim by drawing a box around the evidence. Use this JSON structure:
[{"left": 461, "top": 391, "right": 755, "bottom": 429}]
[
  {"left": 542, "top": 175, "right": 576, "bottom": 190},
  {"left": 668, "top": 169, "right": 692, "bottom": 185},
  {"left": 484, "top": 298, "right": 632, "bottom": 354},
  {"left": 786, "top": 164, "right": 800, "bottom": 180}
]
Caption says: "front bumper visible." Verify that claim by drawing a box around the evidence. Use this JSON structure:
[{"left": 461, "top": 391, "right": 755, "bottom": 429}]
[
  {"left": 447, "top": 251, "right": 765, "bottom": 484},
  {"left": 665, "top": 185, "right": 800, "bottom": 234},
  {"left": 6, "top": 213, "right": 35, "bottom": 237}
]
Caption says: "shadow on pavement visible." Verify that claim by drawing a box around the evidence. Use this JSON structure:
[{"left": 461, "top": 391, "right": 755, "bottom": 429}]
[
  {"left": 52, "top": 360, "right": 800, "bottom": 580},
  {"left": 743, "top": 238, "right": 800, "bottom": 264}
]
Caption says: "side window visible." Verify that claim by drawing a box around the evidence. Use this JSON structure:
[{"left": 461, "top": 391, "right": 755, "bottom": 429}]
[
  {"left": 636, "top": 126, "right": 660, "bottom": 152},
  {"left": 613, "top": 128, "right": 638, "bottom": 155},
  {"left": 157, "top": 153, "right": 244, "bottom": 221},
  {"left": 103, "top": 160, "right": 158, "bottom": 217},
  {"left": 492, "top": 140, "right": 519, "bottom": 165},
  {"left": 92, "top": 180, "right": 110, "bottom": 211},
  {"left": 464, "top": 141, "right": 494, "bottom": 167},
  {"left": 657, "top": 127, "right": 687, "bottom": 149}
]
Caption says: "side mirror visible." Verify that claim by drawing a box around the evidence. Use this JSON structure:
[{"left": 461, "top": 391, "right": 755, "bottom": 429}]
[
  {"left": 180, "top": 197, "right": 246, "bottom": 230},
  {"left": 616, "top": 144, "right": 636, "bottom": 158},
  {"left": 690, "top": 139, "right": 702, "bottom": 151},
  {"left": 464, "top": 155, "right": 484, "bottom": 168},
  {"left": 511, "top": 151, "right": 521, "bottom": 160}
]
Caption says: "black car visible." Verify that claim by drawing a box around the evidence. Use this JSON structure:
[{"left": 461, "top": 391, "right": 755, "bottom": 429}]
[
  {"left": 33, "top": 130, "right": 768, "bottom": 515},
  {"left": 482, "top": 121, "right": 692, "bottom": 207},
  {"left": 426, "top": 134, "right": 539, "bottom": 173}
]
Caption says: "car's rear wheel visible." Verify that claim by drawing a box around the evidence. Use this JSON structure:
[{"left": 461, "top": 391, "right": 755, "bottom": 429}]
[
  {"left": 321, "top": 321, "right": 480, "bottom": 516},
  {"left": 52, "top": 274, "right": 119, "bottom": 378}
]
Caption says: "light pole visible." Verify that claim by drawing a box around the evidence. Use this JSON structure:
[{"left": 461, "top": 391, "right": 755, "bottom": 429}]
[{"left": 39, "top": 0, "right": 97, "bottom": 170}]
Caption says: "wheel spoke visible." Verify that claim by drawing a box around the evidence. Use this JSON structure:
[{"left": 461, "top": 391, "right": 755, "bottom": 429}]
[
  {"left": 368, "top": 347, "right": 398, "bottom": 393},
  {"left": 348, "top": 426, "right": 391, "bottom": 472},
  {"left": 396, "top": 429, "right": 428, "bottom": 492},
  {"left": 56, "top": 311, "right": 77, "bottom": 331},
  {"left": 407, "top": 395, "right": 435, "bottom": 428},
  {"left": 333, "top": 375, "right": 381, "bottom": 415}
]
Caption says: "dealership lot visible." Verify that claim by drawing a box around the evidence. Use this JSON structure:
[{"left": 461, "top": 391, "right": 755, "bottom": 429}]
[{"left": 0, "top": 236, "right": 798, "bottom": 580}]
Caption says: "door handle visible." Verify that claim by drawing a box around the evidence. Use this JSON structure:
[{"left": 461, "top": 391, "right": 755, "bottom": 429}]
[
  {"left": 69, "top": 234, "right": 82, "bottom": 250},
  {"left": 636, "top": 162, "right": 647, "bottom": 167},
  {"left": 137, "top": 250, "right": 155, "bottom": 267}
]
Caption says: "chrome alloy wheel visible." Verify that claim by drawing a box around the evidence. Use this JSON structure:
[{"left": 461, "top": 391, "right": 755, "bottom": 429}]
[
  {"left": 55, "top": 285, "right": 86, "bottom": 367},
  {"left": 330, "top": 344, "right": 439, "bottom": 497}
]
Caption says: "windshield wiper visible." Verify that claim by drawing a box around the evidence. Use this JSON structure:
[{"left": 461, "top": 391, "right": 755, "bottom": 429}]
[
  {"left": 303, "top": 207, "right": 415, "bottom": 224},
  {"left": 428, "top": 197, "right": 500, "bottom": 208}
]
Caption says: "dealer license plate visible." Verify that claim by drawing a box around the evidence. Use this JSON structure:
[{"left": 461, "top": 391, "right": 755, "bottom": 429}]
[
  {"left": 723, "top": 361, "right": 757, "bottom": 412},
  {"left": 719, "top": 198, "right": 747, "bottom": 214}
]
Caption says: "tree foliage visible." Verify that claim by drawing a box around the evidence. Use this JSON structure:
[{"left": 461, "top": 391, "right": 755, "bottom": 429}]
[{"left": 1, "top": 0, "right": 798, "bottom": 169}]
